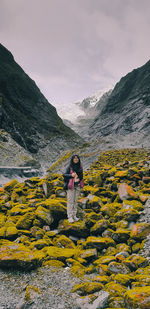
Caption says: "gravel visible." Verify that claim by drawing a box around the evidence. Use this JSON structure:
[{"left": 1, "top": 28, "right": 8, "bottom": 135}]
[
  {"left": 0, "top": 266, "right": 83, "bottom": 309},
  {"left": 139, "top": 198, "right": 150, "bottom": 261}
]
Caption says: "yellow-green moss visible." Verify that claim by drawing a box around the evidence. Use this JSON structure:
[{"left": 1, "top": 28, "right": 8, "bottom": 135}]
[
  {"left": 0, "top": 214, "right": 6, "bottom": 227},
  {"left": 92, "top": 275, "right": 110, "bottom": 284},
  {"left": 130, "top": 223, "right": 150, "bottom": 240},
  {"left": 125, "top": 286, "right": 150, "bottom": 308},
  {"left": 35, "top": 206, "right": 53, "bottom": 225},
  {"left": 123, "top": 200, "right": 144, "bottom": 211},
  {"left": 45, "top": 246, "right": 75, "bottom": 261},
  {"left": 3, "top": 179, "right": 18, "bottom": 191},
  {"left": 42, "top": 260, "right": 65, "bottom": 268},
  {"left": 113, "top": 274, "right": 133, "bottom": 286},
  {"left": 84, "top": 236, "right": 115, "bottom": 251},
  {"left": 123, "top": 255, "right": 148, "bottom": 270},
  {"left": 101, "top": 203, "right": 122, "bottom": 217},
  {"left": 25, "top": 285, "right": 40, "bottom": 301},
  {"left": 16, "top": 212, "right": 36, "bottom": 230},
  {"left": 53, "top": 235, "right": 75, "bottom": 249},
  {"left": 71, "top": 282, "right": 104, "bottom": 296},
  {"left": 104, "top": 282, "right": 127, "bottom": 297}
]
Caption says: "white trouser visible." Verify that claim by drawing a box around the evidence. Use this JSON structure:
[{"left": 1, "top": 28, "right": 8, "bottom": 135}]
[{"left": 67, "top": 187, "right": 80, "bottom": 219}]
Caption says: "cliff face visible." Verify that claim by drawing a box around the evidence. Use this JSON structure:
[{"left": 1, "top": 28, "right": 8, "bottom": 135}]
[
  {"left": 0, "top": 44, "right": 80, "bottom": 155},
  {"left": 89, "top": 60, "right": 150, "bottom": 140}
]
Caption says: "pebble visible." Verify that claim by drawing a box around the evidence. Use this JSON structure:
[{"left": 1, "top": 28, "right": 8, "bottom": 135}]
[{"left": 0, "top": 267, "right": 83, "bottom": 309}]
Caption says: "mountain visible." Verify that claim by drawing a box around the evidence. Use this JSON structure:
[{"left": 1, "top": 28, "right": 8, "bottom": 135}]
[
  {"left": 64, "top": 89, "right": 112, "bottom": 138},
  {"left": 0, "top": 44, "right": 82, "bottom": 168},
  {"left": 88, "top": 60, "right": 150, "bottom": 143}
]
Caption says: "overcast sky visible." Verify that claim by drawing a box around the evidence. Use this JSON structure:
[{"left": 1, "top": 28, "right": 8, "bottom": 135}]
[{"left": 1, "top": 0, "right": 150, "bottom": 110}]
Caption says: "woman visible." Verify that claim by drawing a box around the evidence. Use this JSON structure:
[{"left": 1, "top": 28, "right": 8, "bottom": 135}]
[{"left": 63, "top": 154, "right": 84, "bottom": 223}]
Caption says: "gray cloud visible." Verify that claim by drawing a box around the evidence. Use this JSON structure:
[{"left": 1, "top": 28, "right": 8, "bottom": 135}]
[{"left": 0, "top": 0, "right": 150, "bottom": 109}]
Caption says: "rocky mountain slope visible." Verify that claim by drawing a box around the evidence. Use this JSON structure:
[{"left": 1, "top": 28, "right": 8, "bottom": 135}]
[
  {"left": 0, "top": 44, "right": 81, "bottom": 169},
  {"left": 66, "top": 60, "right": 150, "bottom": 149},
  {"left": 0, "top": 148, "right": 150, "bottom": 308},
  {"left": 88, "top": 60, "right": 150, "bottom": 145}
]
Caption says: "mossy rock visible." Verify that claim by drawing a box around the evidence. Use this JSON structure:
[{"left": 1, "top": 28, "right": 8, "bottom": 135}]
[
  {"left": 115, "top": 170, "right": 128, "bottom": 178},
  {"left": 84, "top": 236, "right": 115, "bottom": 251},
  {"left": 113, "top": 274, "right": 133, "bottom": 286},
  {"left": 86, "top": 171, "right": 103, "bottom": 186},
  {"left": 123, "top": 255, "right": 148, "bottom": 271},
  {"left": 25, "top": 285, "right": 40, "bottom": 301},
  {"left": 35, "top": 206, "right": 53, "bottom": 226},
  {"left": 78, "top": 248, "right": 97, "bottom": 263},
  {"left": 115, "top": 220, "right": 129, "bottom": 229},
  {"left": 90, "top": 219, "right": 109, "bottom": 235},
  {"left": 125, "top": 286, "right": 150, "bottom": 308},
  {"left": 71, "top": 282, "right": 104, "bottom": 296},
  {"left": 104, "top": 282, "right": 127, "bottom": 297},
  {"left": 112, "top": 228, "right": 130, "bottom": 243},
  {"left": 116, "top": 243, "right": 131, "bottom": 254},
  {"left": 9, "top": 205, "right": 33, "bottom": 216},
  {"left": 104, "top": 247, "right": 117, "bottom": 256},
  {"left": 101, "top": 203, "right": 122, "bottom": 217},
  {"left": 85, "top": 212, "right": 103, "bottom": 228},
  {"left": 0, "top": 214, "right": 6, "bottom": 227},
  {"left": 44, "top": 246, "right": 75, "bottom": 262},
  {"left": 3, "top": 179, "right": 18, "bottom": 192},
  {"left": 0, "top": 227, "right": 6, "bottom": 238},
  {"left": 58, "top": 219, "right": 89, "bottom": 238},
  {"left": 130, "top": 223, "right": 150, "bottom": 241},
  {"left": 131, "top": 282, "right": 148, "bottom": 288},
  {"left": 87, "top": 195, "right": 102, "bottom": 212},
  {"left": 29, "top": 239, "right": 52, "bottom": 250},
  {"left": 107, "top": 262, "right": 130, "bottom": 274},
  {"left": 44, "top": 199, "right": 67, "bottom": 219},
  {"left": 5, "top": 226, "right": 19, "bottom": 240},
  {"left": 92, "top": 275, "right": 110, "bottom": 284},
  {"left": 0, "top": 243, "right": 39, "bottom": 270},
  {"left": 135, "top": 266, "right": 150, "bottom": 276},
  {"left": 132, "top": 243, "right": 142, "bottom": 253},
  {"left": 53, "top": 235, "right": 75, "bottom": 249},
  {"left": 82, "top": 185, "right": 100, "bottom": 196},
  {"left": 134, "top": 275, "right": 150, "bottom": 285},
  {"left": 16, "top": 212, "right": 36, "bottom": 229},
  {"left": 68, "top": 259, "right": 87, "bottom": 277},
  {"left": 94, "top": 256, "right": 116, "bottom": 266},
  {"left": 107, "top": 297, "right": 126, "bottom": 308},
  {"left": 122, "top": 200, "right": 144, "bottom": 211},
  {"left": 42, "top": 260, "right": 65, "bottom": 267},
  {"left": 115, "top": 208, "right": 139, "bottom": 222}
]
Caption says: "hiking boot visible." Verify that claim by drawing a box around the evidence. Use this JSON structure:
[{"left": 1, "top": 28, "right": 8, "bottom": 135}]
[
  {"left": 68, "top": 217, "right": 74, "bottom": 223},
  {"left": 73, "top": 216, "right": 79, "bottom": 222}
]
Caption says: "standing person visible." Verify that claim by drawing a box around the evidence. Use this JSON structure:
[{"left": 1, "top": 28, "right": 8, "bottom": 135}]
[{"left": 63, "top": 155, "right": 84, "bottom": 223}]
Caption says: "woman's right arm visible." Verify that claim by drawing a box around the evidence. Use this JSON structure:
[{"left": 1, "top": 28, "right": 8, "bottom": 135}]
[{"left": 63, "top": 167, "right": 73, "bottom": 179}]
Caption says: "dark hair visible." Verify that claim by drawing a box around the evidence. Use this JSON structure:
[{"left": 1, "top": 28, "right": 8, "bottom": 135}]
[{"left": 70, "top": 154, "right": 81, "bottom": 172}]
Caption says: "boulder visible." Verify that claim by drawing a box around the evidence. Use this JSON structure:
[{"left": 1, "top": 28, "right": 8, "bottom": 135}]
[
  {"left": 123, "top": 255, "right": 149, "bottom": 271},
  {"left": 35, "top": 206, "right": 53, "bottom": 225},
  {"left": 16, "top": 212, "right": 36, "bottom": 229},
  {"left": 104, "top": 281, "right": 127, "bottom": 297},
  {"left": 84, "top": 236, "right": 115, "bottom": 251},
  {"left": 118, "top": 183, "right": 138, "bottom": 200},
  {"left": 44, "top": 246, "right": 75, "bottom": 262},
  {"left": 58, "top": 219, "right": 89, "bottom": 238},
  {"left": 107, "top": 261, "right": 130, "bottom": 274},
  {"left": 125, "top": 286, "right": 150, "bottom": 309},
  {"left": 90, "top": 219, "right": 108, "bottom": 235},
  {"left": 71, "top": 282, "right": 104, "bottom": 296},
  {"left": 130, "top": 223, "right": 150, "bottom": 240},
  {"left": 0, "top": 242, "right": 39, "bottom": 270}
]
